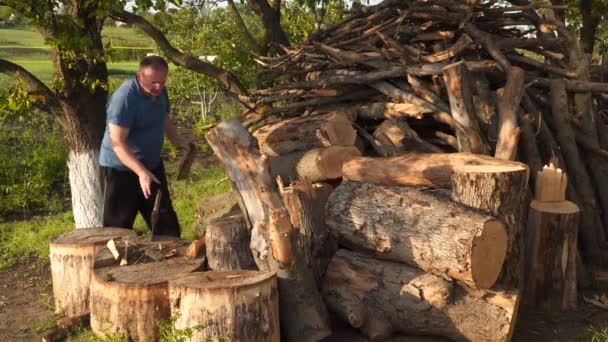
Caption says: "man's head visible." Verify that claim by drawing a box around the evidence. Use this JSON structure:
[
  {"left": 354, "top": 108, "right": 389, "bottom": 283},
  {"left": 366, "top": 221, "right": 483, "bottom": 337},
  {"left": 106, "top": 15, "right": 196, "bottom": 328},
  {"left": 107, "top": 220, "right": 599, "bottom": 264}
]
[{"left": 136, "top": 56, "right": 169, "bottom": 98}]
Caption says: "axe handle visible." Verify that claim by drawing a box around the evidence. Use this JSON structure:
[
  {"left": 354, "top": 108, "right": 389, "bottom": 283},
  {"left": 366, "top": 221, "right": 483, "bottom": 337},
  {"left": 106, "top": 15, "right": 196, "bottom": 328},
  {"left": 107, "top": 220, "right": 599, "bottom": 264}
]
[{"left": 150, "top": 188, "right": 162, "bottom": 238}]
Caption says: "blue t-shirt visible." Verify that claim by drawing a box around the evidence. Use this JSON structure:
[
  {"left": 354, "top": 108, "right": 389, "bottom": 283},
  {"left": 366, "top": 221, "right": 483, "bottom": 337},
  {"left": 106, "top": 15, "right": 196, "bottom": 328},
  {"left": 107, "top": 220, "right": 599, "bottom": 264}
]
[{"left": 99, "top": 77, "right": 170, "bottom": 171}]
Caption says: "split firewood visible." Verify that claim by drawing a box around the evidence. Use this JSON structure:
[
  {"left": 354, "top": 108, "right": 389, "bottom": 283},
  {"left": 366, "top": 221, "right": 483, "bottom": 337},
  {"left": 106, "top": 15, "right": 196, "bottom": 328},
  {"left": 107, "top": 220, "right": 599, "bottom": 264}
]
[{"left": 40, "top": 313, "right": 90, "bottom": 342}]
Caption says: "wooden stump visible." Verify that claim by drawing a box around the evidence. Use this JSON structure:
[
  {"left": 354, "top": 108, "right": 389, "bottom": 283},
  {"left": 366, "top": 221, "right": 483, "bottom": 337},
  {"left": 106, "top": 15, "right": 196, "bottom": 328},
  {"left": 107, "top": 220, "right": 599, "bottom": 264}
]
[
  {"left": 169, "top": 271, "right": 280, "bottom": 341},
  {"left": 323, "top": 249, "right": 519, "bottom": 341},
  {"left": 326, "top": 181, "right": 507, "bottom": 289},
  {"left": 451, "top": 163, "right": 529, "bottom": 289},
  {"left": 270, "top": 145, "right": 361, "bottom": 183},
  {"left": 90, "top": 236, "right": 205, "bottom": 341},
  {"left": 205, "top": 210, "right": 257, "bottom": 271},
  {"left": 253, "top": 112, "right": 357, "bottom": 156},
  {"left": 525, "top": 200, "right": 580, "bottom": 310},
  {"left": 49, "top": 227, "right": 136, "bottom": 316},
  {"left": 342, "top": 152, "right": 526, "bottom": 188}
]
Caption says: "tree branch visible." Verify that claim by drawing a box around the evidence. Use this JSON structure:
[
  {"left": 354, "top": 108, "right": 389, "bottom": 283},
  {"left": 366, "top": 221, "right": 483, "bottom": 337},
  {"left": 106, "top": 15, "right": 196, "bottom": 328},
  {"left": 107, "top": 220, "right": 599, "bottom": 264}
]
[
  {"left": 226, "top": 0, "right": 262, "bottom": 54},
  {"left": 111, "top": 9, "right": 249, "bottom": 96},
  {"left": 0, "top": 59, "right": 61, "bottom": 113}
]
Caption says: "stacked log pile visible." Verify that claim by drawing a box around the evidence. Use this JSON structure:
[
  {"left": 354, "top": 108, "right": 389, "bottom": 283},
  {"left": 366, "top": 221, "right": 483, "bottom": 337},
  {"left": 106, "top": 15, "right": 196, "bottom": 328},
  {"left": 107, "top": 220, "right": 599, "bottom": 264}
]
[
  {"left": 202, "top": 0, "right": 608, "bottom": 340},
  {"left": 244, "top": 0, "right": 608, "bottom": 270}
]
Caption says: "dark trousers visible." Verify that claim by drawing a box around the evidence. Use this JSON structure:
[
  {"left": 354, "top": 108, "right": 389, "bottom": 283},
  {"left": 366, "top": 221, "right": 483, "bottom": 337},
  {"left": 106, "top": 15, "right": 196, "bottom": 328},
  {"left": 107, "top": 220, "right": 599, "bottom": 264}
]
[{"left": 101, "top": 162, "right": 181, "bottom": 237}]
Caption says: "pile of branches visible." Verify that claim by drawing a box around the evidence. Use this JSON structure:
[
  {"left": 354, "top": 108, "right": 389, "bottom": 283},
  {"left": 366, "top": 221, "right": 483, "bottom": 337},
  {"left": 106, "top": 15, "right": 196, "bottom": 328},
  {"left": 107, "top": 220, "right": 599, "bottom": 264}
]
[{"left": 244, "top": 0, "right": 608, "bottom": 267}]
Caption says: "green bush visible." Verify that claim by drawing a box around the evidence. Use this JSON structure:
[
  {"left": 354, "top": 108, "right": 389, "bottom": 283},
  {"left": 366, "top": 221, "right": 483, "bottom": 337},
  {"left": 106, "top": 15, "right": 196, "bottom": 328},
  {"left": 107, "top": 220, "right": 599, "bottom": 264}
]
[{"left": 0, "top": 125, "right": 68, "bottom": 216}]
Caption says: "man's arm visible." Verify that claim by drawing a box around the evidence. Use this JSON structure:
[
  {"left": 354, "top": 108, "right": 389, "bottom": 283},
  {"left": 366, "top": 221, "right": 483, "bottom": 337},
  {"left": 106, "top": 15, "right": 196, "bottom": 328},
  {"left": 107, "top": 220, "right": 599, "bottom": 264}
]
[{"left": 108, "top": 123, "right": 159, "bottom": 199}]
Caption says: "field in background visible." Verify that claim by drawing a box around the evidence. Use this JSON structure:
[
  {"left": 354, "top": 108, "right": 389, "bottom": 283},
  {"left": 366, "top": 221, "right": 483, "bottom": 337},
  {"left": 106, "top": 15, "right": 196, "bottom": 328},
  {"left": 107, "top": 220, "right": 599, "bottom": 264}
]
[{"left": 0, "top": 26, "right": 154, "bottom": 83}]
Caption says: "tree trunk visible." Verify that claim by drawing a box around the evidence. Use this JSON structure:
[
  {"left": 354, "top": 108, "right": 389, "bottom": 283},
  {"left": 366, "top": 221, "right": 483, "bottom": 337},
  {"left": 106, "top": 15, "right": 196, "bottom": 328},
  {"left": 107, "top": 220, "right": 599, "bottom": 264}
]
[
  {"left": 49, "top": 228, "right": 136, "bottom": 316},
  {"left": 323, "top": 249, "right": 519, "bottom": 342},
  {"left": 206, "top": 118, "right": 331, "bottom": 342},
  {"left": 327, "top": 181, "right": 507, "bottom": 289},
  {"left": 169, "top": 271, "right": 280, "bottom": 341},
  {"left": 67, "top": 149, "right": 104, "bottom": 228},
  {"left": 525, "top": 200, "right": 579, "bottom": 311},
  {"left": 450, "top": 164, "right": 529, "bottom": 289},
  {"left": 205, "top": 210, "right": 257, "bottom": 271},
  {"left": 342, "top": 152, "right": 526, "bottom": 188},
  {"left": 253, "top": 112, "right": 356, "bottom": 156},
  {"left": 270, "top": 146, "right": 361, "bottom": 183},
  {"left": 90, "top": 237, "right": 205, "bottom": 341}
]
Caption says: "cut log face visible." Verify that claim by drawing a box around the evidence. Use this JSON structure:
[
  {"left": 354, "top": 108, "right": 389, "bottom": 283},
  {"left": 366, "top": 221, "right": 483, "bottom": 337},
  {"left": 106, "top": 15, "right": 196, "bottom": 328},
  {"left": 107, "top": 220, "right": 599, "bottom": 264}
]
[
  {"left": 322, "top": 249, "right": 519, "bottom": 341},
  {"left": 525, "top": 200, "right": 580, "bottom": 311},
  {"left": 326, "top": 181, "right": 507, "bottom": 289},
  {"left": 451, "top": 163, "right": 529, "bottom": 289},
  {"left": 270, "top": 145, "right": 361, "bottom": 183},
  {"left": 169, "top": 271, "right": 280, "bottom": 342},
  {"left": 90, "top": 237, "right": 205, "bottom": 341},
  {"left": 205, "top": 210, "right": 257, "bottom": 271},
  {"left": 342, "top": 152, "right": 526, "bottom": 188},
  {"left": 49, "top": 227, "right": 136, "bottom": 316},
  {"left": 253, "top": 112, "right": 357, "bottom": 156}
]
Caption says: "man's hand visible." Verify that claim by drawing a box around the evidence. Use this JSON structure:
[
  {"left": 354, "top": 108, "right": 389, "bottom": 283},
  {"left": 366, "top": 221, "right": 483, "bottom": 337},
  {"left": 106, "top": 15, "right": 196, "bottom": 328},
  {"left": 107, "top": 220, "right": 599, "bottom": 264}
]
[{"left": 137, "top": 169, "right": 160, "bottom": 199}]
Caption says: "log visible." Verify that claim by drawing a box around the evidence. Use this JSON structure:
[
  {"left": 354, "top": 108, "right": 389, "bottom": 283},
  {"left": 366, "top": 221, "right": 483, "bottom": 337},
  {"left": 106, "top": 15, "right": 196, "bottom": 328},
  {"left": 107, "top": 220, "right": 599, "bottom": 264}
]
[
  {"left": 279, "top": 180, "right": 337, "bottom": 287},
  {"left": 40, "top": 313, "right": 90, "bottom": 342},
  {"left": 450, "top": 164, "right": 529, "bottom": 289},
  {"left": 442, "top": 61, "right": 487, "bottom": 154},
  {"left": 373, "top": 120, "right": 442, "bottom": 154},
  {"left": 525, "top": 200, "right": 579, "bottom": 310},
  {"left": 549, "top": 79, "right": 604, "bottom": 265},
  {"left": 326, "top": 181, "right": 507, "bottom": 289},
  {"left": 205, "top": 210, "right": 257, "bottom": 271},
  {"left": 270, "top": 145, "right": 361, "bottom": 183},
  {"left": 49, "top": 227, "right": 136, "bottom": 316},
  {"left": 169, "top": 271, "right": 280, "bottom": 341},
  {"left": 342, "top": 152, "right": 526, "bottom": 188},
  {"left": 322, "top": 249, "right": 519, "bottom": 341},
  {"left": 206, "top": 118, "right": 332, "bottom": 342},
  {"left": 90, "top": 237, "right": 205, "bottom": 341},
  {"left": 253, "top": 112, "right": 357, "bottom": 156},
  {"left": 494, "top": 67, "right": 525, "bottom": 160}
]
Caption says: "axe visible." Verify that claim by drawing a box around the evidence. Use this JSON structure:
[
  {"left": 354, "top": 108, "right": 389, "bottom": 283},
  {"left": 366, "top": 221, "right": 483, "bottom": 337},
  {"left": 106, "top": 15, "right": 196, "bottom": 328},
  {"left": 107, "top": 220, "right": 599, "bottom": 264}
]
[{"left": 150, "top": 187, "right": 162, "bottom": 241}]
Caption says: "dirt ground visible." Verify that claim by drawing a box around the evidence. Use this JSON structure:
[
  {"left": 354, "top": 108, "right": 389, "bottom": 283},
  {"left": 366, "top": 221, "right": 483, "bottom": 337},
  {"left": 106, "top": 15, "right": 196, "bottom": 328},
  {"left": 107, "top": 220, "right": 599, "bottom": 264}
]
[{"left": 1, "top": 258, "right": 608, "bottom": 341}]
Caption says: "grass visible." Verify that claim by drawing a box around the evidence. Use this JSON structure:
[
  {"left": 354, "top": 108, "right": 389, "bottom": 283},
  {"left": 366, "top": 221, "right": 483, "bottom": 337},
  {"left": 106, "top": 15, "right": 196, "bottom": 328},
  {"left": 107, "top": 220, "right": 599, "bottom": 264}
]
[
  {"left": 0, "top": 160, "right": 230, "bottom": 270},
  {"left": 0, "top": 28, "right": 46, "bottom": 46}
]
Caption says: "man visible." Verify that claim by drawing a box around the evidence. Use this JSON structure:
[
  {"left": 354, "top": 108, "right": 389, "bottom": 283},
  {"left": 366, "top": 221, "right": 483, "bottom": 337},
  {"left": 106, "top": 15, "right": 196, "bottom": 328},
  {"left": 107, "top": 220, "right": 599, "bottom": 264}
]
[{"left": 99, "top": 55, "right": 189, "bottom": 237}]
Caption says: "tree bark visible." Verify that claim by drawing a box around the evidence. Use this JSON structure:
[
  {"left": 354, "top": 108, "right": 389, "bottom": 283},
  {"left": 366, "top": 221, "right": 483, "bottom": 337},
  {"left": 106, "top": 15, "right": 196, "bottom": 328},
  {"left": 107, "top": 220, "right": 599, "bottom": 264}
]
[
  {"left": 342, "top": 152, "right": 526, "bottom": 188},
  {"left": 323, "top": 249, "right": 519, "bottom": 342},
  {"left": 49, "top": 228, "right": 136, "bottom": 317},
  {"left": 525, "top": 200, "right": 579, "bottom": 311},
  {"left": 169, "top": 271, "right": 280, "bottom": 341},
  {"left": 90, "top": 237, "right": 205, "bottom": 341},
  {"left": 270, "top": 146, "right": 361, "bottom": 183},
  {"left": 205, "top": 210, "right": 258, "bottom": 271},
  {"left": 450, "top": 164, "right": 529, "bottom": 289},
  {"left": 67, "top": 150, "right": 104, "bottom": 228},
  {"left": 253, "top": 112, "right": 357, "bottom": 156},
  {"left": 206, "top": 118, "right": 331, "bottom": 341},
  {"left": 327, "top": 181, "right": 508, "bottom": 289}
]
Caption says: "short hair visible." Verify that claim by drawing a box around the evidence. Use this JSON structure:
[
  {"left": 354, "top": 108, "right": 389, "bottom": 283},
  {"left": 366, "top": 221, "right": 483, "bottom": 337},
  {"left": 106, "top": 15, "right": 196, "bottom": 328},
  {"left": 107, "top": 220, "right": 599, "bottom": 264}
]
[{"left": 139, "top": 55, "right": 168, "bottom": 71}]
